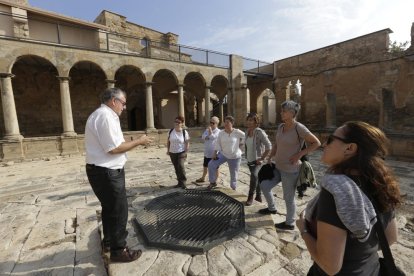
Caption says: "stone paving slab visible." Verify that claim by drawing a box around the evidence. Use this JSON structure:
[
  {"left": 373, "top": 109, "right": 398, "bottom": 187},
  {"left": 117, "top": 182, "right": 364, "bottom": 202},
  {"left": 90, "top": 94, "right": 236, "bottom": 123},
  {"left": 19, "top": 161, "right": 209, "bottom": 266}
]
[{"left": 0, "top": 143, "right": 413, "bottom": 275}]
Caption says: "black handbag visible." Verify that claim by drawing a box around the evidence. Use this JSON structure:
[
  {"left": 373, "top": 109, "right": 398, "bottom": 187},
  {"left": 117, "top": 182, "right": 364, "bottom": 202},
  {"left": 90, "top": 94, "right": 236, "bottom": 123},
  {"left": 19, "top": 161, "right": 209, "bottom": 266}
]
[{"left": 373, "top": 209, "right": 405, "bottom": 276}]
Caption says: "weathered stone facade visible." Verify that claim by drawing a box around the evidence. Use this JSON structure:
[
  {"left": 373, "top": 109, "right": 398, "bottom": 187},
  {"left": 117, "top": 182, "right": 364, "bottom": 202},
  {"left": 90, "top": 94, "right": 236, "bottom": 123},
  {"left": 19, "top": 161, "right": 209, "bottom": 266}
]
[
  {"left": 0, "top": 0, "right": 413, "bottom": 160},
  {"left": 270, "top": 28, "right": 414, "bottom": 158}
]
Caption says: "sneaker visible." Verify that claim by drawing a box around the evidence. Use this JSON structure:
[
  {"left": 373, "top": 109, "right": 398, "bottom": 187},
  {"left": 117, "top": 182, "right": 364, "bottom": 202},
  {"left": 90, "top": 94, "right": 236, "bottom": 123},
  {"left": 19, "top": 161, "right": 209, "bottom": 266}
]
[
  {"left": 258, "top": 208, "right": 277, "bottom": 215},
  {"left": 275, "top": 221, "right": 294, "bottom": 230},
  {"left": 110, "top": 247, "right": 142, "bottom": 263},
  {"left": 207, "top": 183, "right": 217, "bottom": 190}
]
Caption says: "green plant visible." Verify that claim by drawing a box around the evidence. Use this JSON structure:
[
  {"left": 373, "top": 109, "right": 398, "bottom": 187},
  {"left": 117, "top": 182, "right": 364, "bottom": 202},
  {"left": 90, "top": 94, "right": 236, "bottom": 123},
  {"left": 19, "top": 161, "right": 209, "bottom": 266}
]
[{"left": 389, "top": 40, "right": 409, "bottom": 53}]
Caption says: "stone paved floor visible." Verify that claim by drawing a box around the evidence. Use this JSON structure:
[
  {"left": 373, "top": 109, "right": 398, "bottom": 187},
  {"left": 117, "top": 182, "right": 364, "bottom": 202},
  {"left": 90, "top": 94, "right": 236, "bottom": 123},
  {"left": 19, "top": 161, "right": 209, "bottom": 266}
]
[{"left": 0, "top": 142, "right": 413, "bottom": 276}]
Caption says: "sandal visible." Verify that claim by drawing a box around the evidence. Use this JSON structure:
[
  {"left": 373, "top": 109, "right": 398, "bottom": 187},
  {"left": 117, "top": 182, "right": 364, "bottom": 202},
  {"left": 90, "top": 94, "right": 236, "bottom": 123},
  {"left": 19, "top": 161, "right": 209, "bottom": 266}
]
[{"left": 110, "top": 247, "right": 142, "bottom": 263}]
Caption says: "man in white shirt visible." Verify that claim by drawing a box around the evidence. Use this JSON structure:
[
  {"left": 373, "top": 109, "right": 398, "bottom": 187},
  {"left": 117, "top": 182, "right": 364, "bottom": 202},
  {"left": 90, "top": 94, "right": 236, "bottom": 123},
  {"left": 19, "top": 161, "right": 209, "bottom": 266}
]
[{"left": 85, "top": 88, "right": 152, "bottom": 262}]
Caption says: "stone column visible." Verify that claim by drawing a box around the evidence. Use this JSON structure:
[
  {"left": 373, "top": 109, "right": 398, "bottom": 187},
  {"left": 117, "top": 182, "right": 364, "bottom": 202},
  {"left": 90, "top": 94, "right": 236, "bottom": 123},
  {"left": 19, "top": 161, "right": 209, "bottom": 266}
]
[
  {"left": 57, "top": 77, "right": 76, "bottom": 137},
  {"left": 178, "top": 84, "right": 185, "bottom": 122},
  {"left": 0, "top": 73, "right": 23, "bottom": 140},
  {"left": 145, "top": 82, "right": 155, "bottom": 130},
  {"left": 227, "top": 87, "right": 233, "bottom": 116},
  {"left": 241, "top": 83, "right": 249, "bottom": 127},
  {"left": 218, "top": 100, "right": 224, "bottom": 126},
  {"left": 325, "top": 92, "right": 336, "bottom": 129},
  {"left": 262, "top": 96, "right": 269, "bottom": 127},
  {"left": 106, "top": 79, "right": 116, "bottom": 88},
  {"left": 197, "top": 98, "right": 204, "bottom": 126},
  {"left": 204, "top": 86, "right": 211, "bottom": 125}
]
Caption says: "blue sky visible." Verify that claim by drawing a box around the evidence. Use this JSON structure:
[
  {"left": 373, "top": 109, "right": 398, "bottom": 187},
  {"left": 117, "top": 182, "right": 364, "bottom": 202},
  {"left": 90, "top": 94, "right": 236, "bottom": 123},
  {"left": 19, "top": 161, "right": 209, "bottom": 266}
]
[{"left": 29, "top": 0, "right": 413, "bottom": 62}]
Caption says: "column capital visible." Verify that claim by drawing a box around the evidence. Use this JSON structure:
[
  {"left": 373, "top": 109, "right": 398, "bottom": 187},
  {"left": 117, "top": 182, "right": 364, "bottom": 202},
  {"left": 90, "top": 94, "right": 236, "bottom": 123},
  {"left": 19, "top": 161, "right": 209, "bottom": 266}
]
[
  {"left": 56, "top": 76, "right": 70, "bottom": 81},
  {"left": 177, "top": 83, "right": 185, "bottom": 88},
  {"left": 106, "top": 79, "right": 116, "bottom": 84},
  {"left": 145, "top": 82, "right": 155, "bottom": 86},
  {"left": 205, "top": 86, "right": 213, "bottom": 89},
  {"left": 241, "top": 83, "right": 248, "bottom": 89},
  {"left": 0, "top": 73, "right": 15, "bottom": 79}
]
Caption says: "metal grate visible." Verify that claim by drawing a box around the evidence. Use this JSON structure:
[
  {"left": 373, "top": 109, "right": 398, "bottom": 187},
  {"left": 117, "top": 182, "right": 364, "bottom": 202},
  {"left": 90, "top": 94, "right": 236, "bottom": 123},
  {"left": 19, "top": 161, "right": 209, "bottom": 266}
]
[{"left": 134, "top": 190, "right": 245, "bottom": 253}]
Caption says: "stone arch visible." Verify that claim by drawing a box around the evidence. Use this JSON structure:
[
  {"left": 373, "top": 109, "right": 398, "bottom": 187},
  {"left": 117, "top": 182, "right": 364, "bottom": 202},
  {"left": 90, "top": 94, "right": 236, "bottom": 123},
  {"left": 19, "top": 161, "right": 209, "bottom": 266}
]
[
  {"left": 152, "top": 69, "right": 179, "bottom": 129},
  {"left": 115, "top": 65, "right": 146, "bottom": 131},
  {"left": 184, "top": 72, "right": 206, "bottom": 127},
  {"left": 211, "top": 75, "right": 229, "bottom": 122},
  {"left": 69, "top": 61, "right": 107, "bottom": 134},
  {"left": 256, "top": 89, "right": 276, "bottom": 126},
  {"left": 10, "top": 55, "right": 60, "bottom": 137}
]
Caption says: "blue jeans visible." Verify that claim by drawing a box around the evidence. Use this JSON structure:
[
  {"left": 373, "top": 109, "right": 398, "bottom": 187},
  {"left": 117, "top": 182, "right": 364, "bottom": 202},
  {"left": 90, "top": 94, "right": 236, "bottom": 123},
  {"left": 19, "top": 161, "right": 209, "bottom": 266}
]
[
  {"left": 86, "top": 164, "right": 128, "bottom": 252},
  {"left": 208, "top": 153, "right": 241, "bottom": 190},
  {"left": 260, "top": 167, "right": 299, "bottom": 225}
]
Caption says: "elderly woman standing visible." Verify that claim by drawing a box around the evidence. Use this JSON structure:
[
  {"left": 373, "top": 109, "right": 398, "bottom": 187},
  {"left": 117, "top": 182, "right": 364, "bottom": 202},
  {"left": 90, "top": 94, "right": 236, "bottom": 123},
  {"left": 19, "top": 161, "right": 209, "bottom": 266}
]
[
  {"left": 196, "top": 116, "right": 221, "bottom": 183},
  {"left": 167, "top": 115, "right": 190, "bottom": 189},
  {"left": 244, "top": 113, "right": 272, "bottom": 206},
  {"left": 207, "top": 116, "right": 245, "bottom": 190},
  {"left": 260, "top": 100, "right": 321, "bottom": 230},
  {"left": 296, "top": 121, "right": 401, "bottom": 275}
]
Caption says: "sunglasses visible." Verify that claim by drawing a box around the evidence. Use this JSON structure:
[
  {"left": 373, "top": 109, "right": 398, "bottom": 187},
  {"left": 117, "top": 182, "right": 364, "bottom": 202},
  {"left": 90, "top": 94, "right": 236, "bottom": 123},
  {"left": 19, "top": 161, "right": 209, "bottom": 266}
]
[{"left": 326, "top": 134, "right": 349, "bottom": 145}]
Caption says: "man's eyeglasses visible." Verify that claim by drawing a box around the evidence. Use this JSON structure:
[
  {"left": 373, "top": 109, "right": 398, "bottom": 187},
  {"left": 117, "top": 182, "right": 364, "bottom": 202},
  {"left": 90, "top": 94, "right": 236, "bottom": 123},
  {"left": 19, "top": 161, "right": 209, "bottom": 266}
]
[
  {"left": 174, "top": 120, "right": 182, "bottom": 124},
  {"left": 326, "top": 134, "right": 349, "bottom": 145},
  {"left": 115, "top": 98, "right": 126, "bottom": 107},
  {"left": 210, "top": 122, "right": 216, "bottom": 124}
]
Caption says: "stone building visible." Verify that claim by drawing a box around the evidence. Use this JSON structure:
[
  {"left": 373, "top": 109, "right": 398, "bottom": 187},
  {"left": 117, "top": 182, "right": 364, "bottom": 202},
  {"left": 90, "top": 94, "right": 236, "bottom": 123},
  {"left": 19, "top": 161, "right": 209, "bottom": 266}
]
[{"left": 0, "top": 0, "right": 413, "bottom": 160}]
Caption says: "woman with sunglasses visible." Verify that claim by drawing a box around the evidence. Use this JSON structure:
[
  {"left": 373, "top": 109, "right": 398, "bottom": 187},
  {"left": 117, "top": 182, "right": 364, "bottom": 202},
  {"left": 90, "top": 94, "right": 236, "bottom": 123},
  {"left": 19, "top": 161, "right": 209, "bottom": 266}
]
[
  {"left": 167, "top": 116, "right": 190, "bottom": 189},
  {"left": 260, "top": 100, "right": 321, "bottom": 230},
  {"left": 196, "top": 116, "right": 221, "bottom": 183},
  {"left": 207, "top": 116, "right": 245, "bottom": 190},
  {"left": 244, "top": 112, "right": 272, "bottom": 206},
  {"left": 296, "top": 121, "right": 401, "bottom": 275}
]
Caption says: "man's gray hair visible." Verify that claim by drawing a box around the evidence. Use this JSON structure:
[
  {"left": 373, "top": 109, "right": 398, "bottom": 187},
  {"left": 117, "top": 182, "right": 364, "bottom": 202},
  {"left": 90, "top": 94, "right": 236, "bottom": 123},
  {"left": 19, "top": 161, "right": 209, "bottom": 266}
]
[
  {"left": 100, "top": 88, "right": 125, "bottom": 104},
  {"left": 281, "top": 100, "right": 300, "bottom": 116}
]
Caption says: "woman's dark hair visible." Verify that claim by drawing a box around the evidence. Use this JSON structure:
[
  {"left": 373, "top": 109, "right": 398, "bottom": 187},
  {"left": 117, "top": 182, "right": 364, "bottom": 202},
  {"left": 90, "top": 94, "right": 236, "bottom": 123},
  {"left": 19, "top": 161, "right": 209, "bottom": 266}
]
[
  {"left": 329, "top": 121, "right": 401, "bottom": 211},
  {"left": 246, "top": 112, "right": 260, "bottom": 125},
  {"left": 224, "top": 115, "right": 235, "bottom": 124},
  {"left": 175, "top": 115, "right": 185, "bottom": 123}
]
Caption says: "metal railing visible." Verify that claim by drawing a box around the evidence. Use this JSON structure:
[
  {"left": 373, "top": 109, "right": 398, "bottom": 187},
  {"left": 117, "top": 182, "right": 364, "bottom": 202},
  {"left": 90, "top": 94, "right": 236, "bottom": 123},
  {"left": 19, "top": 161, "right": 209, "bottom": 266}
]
[{"left": 242, "top": 57, "right": 273, "bottom": 76}]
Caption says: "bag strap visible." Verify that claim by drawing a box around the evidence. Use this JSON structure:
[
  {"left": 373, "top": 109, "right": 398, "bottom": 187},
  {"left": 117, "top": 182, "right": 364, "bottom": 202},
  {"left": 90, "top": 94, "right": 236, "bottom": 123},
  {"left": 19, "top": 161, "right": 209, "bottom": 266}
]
[
  {"left": 294, "top": 123, "right": 306, "bottom": 151},
  {"left": 371, "top": 203, "right": 401, "bottom": 275}
]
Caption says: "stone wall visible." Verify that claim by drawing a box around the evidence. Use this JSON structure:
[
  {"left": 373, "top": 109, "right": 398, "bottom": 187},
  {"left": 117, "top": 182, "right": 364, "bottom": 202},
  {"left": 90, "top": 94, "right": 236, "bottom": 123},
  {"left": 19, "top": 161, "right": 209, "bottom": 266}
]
[
  {"left": 274, "top": 30, "right": 414, "bottom": 133},
  {"left": 94, "top": 10, "right": 178, "bottom": 48}
]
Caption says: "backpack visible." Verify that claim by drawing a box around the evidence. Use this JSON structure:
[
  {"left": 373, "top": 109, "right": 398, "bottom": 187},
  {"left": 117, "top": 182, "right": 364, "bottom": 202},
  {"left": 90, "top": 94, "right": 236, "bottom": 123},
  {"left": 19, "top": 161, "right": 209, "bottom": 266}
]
[
  {"left": 168, "top": 128, "right": 187, "bottom": 142},
  {"left": 258, "top": 163, "right": 275, "bottom": 184}
]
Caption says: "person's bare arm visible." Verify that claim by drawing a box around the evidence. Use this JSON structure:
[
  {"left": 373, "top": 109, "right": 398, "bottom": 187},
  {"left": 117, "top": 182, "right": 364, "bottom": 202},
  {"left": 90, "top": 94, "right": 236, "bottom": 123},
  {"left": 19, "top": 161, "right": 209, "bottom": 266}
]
[
  {"left": 384, "top": 218, "right": 398, "bottom": 245},
  {"left": 300, "top": 219, "right": 347, "bottom": 275},
  {"left": 109, "top": 135, "right": 153, "bottom": 154},
  {"left": 290, "top": 132, "right": 321, "bottom": 164}
]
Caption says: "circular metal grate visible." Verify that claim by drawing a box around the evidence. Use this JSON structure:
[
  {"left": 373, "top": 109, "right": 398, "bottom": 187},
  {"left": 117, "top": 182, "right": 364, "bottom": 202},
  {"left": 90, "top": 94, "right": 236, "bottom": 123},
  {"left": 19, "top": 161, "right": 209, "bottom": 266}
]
[{"left": 134, "top": 190, "right": 245, "bottom": 253}]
